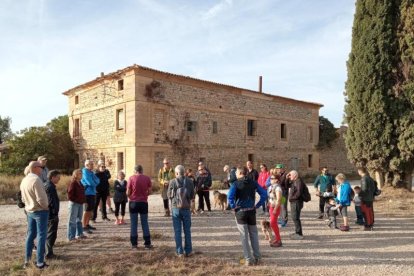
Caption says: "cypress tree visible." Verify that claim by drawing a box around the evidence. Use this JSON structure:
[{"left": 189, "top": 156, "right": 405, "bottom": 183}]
[{"left": 344, "top": 0, "right": 399, "bottom": 185}]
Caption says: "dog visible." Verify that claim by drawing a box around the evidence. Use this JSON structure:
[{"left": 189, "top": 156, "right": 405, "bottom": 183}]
[
  {"left": 213, "top": 190, "right": 228, "bottom": 211},
  {"left": 260, "top": 219, "right": 273, "bottom": 241},
  {"left": 190, "top": 199, "right": 196, "bottom": 215}
]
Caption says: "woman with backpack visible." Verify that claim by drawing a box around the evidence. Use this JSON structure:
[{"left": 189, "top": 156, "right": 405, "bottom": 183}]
[{"left": 335, "top": 173, "right": 353, "bottom": 231}]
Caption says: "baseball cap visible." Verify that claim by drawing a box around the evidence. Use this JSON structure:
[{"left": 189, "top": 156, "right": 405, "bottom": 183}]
[{"left": 275, "top": 164, "right": 284, "bottom": 169}]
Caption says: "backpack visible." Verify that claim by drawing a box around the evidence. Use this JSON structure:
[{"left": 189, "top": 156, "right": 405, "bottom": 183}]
[
  {"left": 16, "top": 191, "right": 25, "bottom": 208},
  {"left": 301, "top": 183, "right": 311, "bottom": 202},
  {"left": 373, "top": 180, "right": 381, "bottom": 196},
  {"left": 174, "top": 178, "right": 192, "bottom": 209}
]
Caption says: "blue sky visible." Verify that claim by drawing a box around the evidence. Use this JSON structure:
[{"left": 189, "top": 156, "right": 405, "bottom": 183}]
[{"left": 0, "top": 0, "right": 355, "bottom": 132}]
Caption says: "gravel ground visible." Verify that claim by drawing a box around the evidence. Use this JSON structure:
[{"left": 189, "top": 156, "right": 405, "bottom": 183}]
[{"left": 1, "top": 181, "right": 413, "bottom": 275}]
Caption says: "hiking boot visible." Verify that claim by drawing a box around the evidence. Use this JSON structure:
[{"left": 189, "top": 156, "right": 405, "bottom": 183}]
[
  {"left": 36, "top": 263, "right": 49, "bottom": 269},
  {"left": 290, "top": 233, "right": 304, "bottom": 240},
  {"left": 76, "top": 234, "right": 87, "bottom": 239},
  {"left": 316, "top": 214, "right": 323, "bottom": 219},
  {"left": 144, "top": 245, "right": 154, "bottom": 250},
  {"left": 176, "top": 253, "right": 184, "bottom": 258},
  {"left": 83, "top": 227, "right": 93, "bottom": 234},
  {"left": 185, "top": 252, "right": 194, "bottom": 257},
  {"left": 45, "top": 254, "right": 59, "bottom": 260}
]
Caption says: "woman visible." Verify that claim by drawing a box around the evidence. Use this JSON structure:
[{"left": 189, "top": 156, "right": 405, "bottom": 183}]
[
  {"left": 258, "top": 164, "right": 270, "bottom": 213},
  {"left": 268, "top": 174, "right": 283, "bottom": 247},
  {"left": 335, "top": 173, "right": 352, "bottom": 231},
  {"left": 67, "top": 169, "right": 86, "bottom": 241}
]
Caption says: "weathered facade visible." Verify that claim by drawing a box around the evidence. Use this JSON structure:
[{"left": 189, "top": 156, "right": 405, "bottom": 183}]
[{"left": 63, "top": 65, "right": 323, "bottom": 179}]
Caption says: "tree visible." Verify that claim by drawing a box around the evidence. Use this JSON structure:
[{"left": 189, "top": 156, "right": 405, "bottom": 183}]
[
  {"left": 345, "top": 0, "right": 414, "bottom": 188},
  {"left": 344, "top": 0, "right": 398, "bottom": 185},
  {"left": 0, "top": 116, "right": 12, "bottom": 144},
  {"left": 317, "top": 116, "right": 338, "bottom": 149},
  {"left": 0, "top": 115, "right": 75, "bottom": 175}
]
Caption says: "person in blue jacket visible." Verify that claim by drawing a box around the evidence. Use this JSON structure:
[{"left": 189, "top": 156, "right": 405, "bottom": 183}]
[
  {"left": 228, "top": 166, "right": 267, "bottom": 266},
  {"left": 81, "top": 160, "right": 100, "bottom": 233},
  {"left": 335, "top": 173, "right": 352, "bottom": 231}
]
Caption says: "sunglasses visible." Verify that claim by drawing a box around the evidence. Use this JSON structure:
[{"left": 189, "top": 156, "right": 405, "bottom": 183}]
[
  {"left": 270, "top": 177, "right": 276, "bottom": 180},
  {"left": 163, "top": 162, "right": 169, "bottom": 164}
]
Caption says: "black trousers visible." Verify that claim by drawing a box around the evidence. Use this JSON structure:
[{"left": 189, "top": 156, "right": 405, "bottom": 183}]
[
  {"left": 197, "top": 190, "right": 211, "bottom": 211},
  {"left": 93, "top": 193, "right": 108, "bottom": 220},
  {"left": 46, "top": 216, "right": 59, "bottom": 257},
  {"left": 319, "top": 196, "right": 326, "bottom": 215},
  {"left": 114, "top": 201, "right": 126, "bottom": 217},
  {"left": 290, "top": 201, "right": 303, "bottom": 235}
]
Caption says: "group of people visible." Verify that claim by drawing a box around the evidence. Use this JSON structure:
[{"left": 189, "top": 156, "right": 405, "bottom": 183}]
[{"left": 19, "top": 155, "right": 379, "bottom": 269}]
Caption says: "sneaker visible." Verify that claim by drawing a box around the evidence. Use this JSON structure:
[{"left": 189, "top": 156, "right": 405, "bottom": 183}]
[
  {"left": 131, "top": 245, "right": 139, "bottom": 250},
  {"left": 144, "top": 245, "right": 153, "bottom": 250},
  {"left": 87, "top": 224, "right": 97, "bottom": 230},
  {"left": 76, "top": 234, "right": 87, "bottom": 239},
  {"left": 185, "top": 252, "right": 194, "bottom": 257},
  {"left": 270, "top": 240, "right": 283, "bottom": 247},
  {"left": 291, "top": 233, "right": 304, "bottom": 240},
  {"left": 176, "top": 253, "right": 184, "bottom": 258},
  {"left": 317, "top": 214, "right": 323, "bottom": 219},
  {"left": 103, "top": 218, "right": 111, "bottom": 222},
  {"left": 36, "top": 263, "right": 49, "bottom": 269},
  {"left": 83, "top": 227, "right": 93, "bottom": 234},
  {"left": 245, "top": 260, "right": 255, "bottom": 266},
  {"left": 280, "top": 221, "right": 287, "bottom": 227}
]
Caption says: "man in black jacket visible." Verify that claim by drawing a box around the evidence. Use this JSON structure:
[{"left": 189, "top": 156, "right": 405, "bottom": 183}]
[
  {"left": 44, "top": 170, "right": 61, "bottom": 259},
  {"left": 288, "top": 170, "right": 305, "bottom": 240},
  {"left": 94, "top": 163, "right": 111, "bottom": 222}
]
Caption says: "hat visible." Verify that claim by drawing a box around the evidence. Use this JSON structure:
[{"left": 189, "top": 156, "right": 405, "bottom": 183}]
[
  {"left": 37, "top": 156, "right": 47, "bottom": 161},
  {"left": 275, "top": 164, "right": 284, "bottom": 169}
]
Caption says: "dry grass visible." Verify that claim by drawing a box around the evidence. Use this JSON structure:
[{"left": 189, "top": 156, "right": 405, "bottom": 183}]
[
  {"left": 1, "top": 245, "right": 274, "bottom": 276},
  {"left": 374, "top": 185, "right": 414, "bottom": 215}
]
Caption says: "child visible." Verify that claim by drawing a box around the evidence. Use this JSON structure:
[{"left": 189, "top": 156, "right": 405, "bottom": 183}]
[
  {"left": 325, "top": 197, "right": 339, "bottom": 229},
  {"left": 113, "top": 171, "right": 128, "bottom": 225},
  {"left": 268, "top": 174, "right": 283, "bottom": 247},
  {"left": 353, "top": 186, "right": 364, "bottom": 225}
]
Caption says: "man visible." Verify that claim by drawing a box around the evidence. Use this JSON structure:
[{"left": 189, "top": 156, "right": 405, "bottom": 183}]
[
  {"left": 127, "top": 165, "right": 153, "bottom": 249},
  {"left": 38, "top": 156, "right": 49, "bottom": 183},
  {"left": 275, "top": 164, "right": 290, "bottom": 227},
  {"left": 168, "top": 165, "right": 195, "bottom": 257},
  {"left": 20, "top": 161, "right": 49, "bottom": 269},
  {"left": 357, "top": 167, "right": 376, "bottom": 231},
  {"left": 223, "top": 165, "right": 237, "bottom": 210},
  {"left": 81, "top": 160, "right": 100, "bottom": 233},
  {"left": 228, "top": 167, "right": 267, "bottom": 266},
  {"left": 195, "top": 165, "right": 212, "bottom": 212},
  {"left": 94, "top": 162, "right": 111, "bottom": 222},
  {"left": 158, "top": 158, "right": 175, "bottom": 217},
  {"left": 246, "top": 161, "right": 259, "bottom": 182},
  {"left": 313, "top": 166, "right": 335, "bottom": 219},
  {"left": 288, "top": 170, "right": 305, "bottom": 240},
  {"left": 44, "top": 170, "right": 61, "bottom": 259}
]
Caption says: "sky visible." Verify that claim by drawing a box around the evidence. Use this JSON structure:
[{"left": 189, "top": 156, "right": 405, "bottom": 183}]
[{"left": 0, "top": 0, "right": 355, "bottom": 132}]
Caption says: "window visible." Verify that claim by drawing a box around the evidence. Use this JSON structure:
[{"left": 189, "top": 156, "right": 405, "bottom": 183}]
[
  {"left": 212, "top": 121, "right": 218, "bottom": 134},
  {"left": 248, "top": 154, "right": 254, "bottom": 162},
  {"left": 116, "top": 109, "right": 125, "bottom": 130},
  {"left": 75, "top": 95, "right": 79, "bottom": 105},
  {"left": 88, "top": 120, "right": 92, "bottom": 130},
  {"left": 186, "top": 121, "right": 197, "bottom": 132},
  {"left": 307, "top": 126, "right": 313, "bottom": 142},
  {"left": 118, "top": 79, "right": 124, "bottom": 91},
  {"left": 247, "top": 120, "right": 257, "bottom": 136},
  {"left": 74, "top": 119, "right": 80, "bottom": 137},
  {"left": 308, "top": 154, "right": 313, "bottom": 168},
  {"left": 117, "top": 152, "right": 124, "bottom": 171},
  {"left": 281, "top": 123, "right": 287, "bottom": 139}
]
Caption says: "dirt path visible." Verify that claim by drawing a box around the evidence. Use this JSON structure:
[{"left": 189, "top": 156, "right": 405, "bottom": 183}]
[{"left": 1, "top": 181, "right": 413, "bottom": 275}]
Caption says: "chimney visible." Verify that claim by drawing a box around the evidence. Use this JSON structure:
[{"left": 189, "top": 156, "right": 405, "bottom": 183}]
[
  {"left": 100, "top": 72, "right": 104, "bottom": 77},
  {"left": 258, "top": 76, "right": 263, "bottom": 93}
]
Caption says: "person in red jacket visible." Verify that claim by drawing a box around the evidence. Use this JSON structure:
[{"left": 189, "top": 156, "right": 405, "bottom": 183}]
[{"left": 67, "top": 169, "right": 86, "bottom": 241}]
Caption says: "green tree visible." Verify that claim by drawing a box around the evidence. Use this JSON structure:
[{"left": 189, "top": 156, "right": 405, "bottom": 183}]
[
  {"left": 0, "top": 115, "right": 75, "bottom": 175},
  {"left": 0, "top": 116, "right": 12, "bottom": 144},
  {"left": 317, "top": 116, "right": 338, "bottom": 149},
  {"left": 344, "top": 0, "right": 399, "bottom": 186}
]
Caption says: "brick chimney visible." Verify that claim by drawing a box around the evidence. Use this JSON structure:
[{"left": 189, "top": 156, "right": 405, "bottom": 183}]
[{"left": 100, "top": 72, "right": 104, "bottom": 77}]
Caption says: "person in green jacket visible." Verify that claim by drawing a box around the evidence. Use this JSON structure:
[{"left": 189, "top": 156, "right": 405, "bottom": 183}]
[{"left": 313, "top": 167, "right": 335, "bottom": 219}]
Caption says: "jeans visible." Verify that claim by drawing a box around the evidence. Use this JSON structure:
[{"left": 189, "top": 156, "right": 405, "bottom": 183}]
[
  {"left": 355, "top": 206, "right": 364, "bottom": 224},
  {"left": 291, "top": 201, "right": 303, "bottom": 236},
  {"left": 235, "top": 210, "right": 260, "bottom": 263},
  {"left": 93, "top": 193, "right": 108, "bottom": 220},
  {"left": 67, "top": 201, "right": 84, "bottom": 240},
  {"left": 25, "top": 210, "right": 49, "bottom": 265},
  {"left": 46, "top": 216, "right": 59, "bottom": 256},
  {"left": 172, "top": 208, "right": 192, "bottom": 255},
  {"left": 129, "top": 201, "right": 151, "bottom": 246}
]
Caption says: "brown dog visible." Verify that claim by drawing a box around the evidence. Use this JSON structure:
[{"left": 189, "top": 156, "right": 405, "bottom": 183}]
[
  {"left": 260, "top": 219, "right": 273, "bottom": 241},
  {"left": 213, "top": 190, "right": 227, "bottom": 211}
]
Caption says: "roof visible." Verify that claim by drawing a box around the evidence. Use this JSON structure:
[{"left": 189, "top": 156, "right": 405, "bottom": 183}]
[{"left": 62, "top": 64, "right": 323, "bottom": 108}]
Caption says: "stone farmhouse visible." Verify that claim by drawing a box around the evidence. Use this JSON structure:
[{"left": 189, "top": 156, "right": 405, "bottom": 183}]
[{"left": 63, "top": 64, "right": 323, "bottom": 179}]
